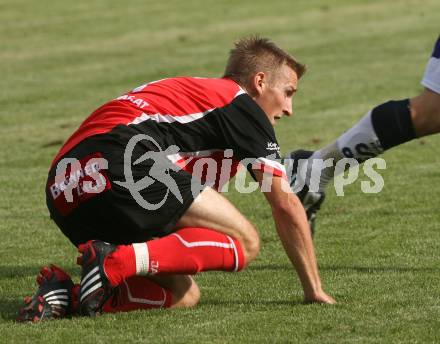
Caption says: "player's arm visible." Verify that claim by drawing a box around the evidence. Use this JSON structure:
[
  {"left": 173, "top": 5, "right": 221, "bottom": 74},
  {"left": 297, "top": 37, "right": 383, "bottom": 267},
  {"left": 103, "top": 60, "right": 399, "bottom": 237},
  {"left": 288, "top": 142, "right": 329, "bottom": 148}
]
[{"left": 253, "top": 170, "right": 336, "bottom": 304}]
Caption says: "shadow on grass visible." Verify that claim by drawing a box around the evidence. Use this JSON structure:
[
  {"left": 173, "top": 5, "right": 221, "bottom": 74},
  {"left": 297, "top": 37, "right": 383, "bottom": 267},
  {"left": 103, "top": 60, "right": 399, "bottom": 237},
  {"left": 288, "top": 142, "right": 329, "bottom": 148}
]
[
  {"left": 0, "top": 265, "right": 69, "bottom": 322},
  {"left": 0, "top": 299, "right": 29, "bottom": 322},
  {"left": 0, "top": 298, "right": 82, "bottom": 323},
  {"left": 0, "top": 265, "right": 41, "bottom": 321}
]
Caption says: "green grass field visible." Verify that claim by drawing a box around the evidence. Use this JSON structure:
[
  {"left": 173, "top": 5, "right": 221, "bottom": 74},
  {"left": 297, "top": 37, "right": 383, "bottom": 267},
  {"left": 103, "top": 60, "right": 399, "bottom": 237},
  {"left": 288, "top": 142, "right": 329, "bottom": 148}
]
[{"left": 1, "top": 0, "right": 440, "bottom": 342}]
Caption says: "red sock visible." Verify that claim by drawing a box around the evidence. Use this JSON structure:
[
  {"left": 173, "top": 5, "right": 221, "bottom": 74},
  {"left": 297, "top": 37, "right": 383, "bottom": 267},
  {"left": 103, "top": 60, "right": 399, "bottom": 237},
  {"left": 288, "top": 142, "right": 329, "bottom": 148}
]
[
  {"left": 102, "top": 276, "right": 172, "bottom": 313},
  {"left": 104, "top": 227, "right": 245, "bottom": 286}
]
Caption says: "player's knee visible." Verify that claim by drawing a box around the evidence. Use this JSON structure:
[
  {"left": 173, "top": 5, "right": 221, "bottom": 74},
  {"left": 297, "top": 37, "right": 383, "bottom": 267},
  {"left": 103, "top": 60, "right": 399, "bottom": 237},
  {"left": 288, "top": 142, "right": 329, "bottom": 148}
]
[
  {"left": 177, "top": 281, "right": 200, "bottom": 308},
  {"left": 169, "top": 276, "right": 200, "bottom": 308}
]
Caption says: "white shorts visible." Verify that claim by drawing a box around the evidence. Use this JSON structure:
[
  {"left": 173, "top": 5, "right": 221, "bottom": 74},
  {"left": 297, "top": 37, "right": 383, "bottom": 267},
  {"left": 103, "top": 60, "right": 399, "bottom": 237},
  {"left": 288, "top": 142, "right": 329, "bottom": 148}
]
[{"left": 421, "top": 35, "right": 440, "bottom": 94}]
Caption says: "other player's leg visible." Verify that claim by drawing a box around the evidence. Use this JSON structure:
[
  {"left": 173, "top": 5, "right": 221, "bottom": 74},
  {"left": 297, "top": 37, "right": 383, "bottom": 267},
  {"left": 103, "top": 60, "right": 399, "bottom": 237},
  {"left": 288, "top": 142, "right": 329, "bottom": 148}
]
[
  {"left": 410, "top": 89, "right": 440, "bottom": 136},
  {"left": 286, "top": 35, "right": 440, "bottom": 233}
]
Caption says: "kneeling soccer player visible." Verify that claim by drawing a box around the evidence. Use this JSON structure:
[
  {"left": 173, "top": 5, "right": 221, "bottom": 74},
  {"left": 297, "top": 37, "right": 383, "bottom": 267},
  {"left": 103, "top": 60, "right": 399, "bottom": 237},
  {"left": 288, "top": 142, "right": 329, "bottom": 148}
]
[{"left": 17, "top": 36, "right": 335, "bottom": 322}]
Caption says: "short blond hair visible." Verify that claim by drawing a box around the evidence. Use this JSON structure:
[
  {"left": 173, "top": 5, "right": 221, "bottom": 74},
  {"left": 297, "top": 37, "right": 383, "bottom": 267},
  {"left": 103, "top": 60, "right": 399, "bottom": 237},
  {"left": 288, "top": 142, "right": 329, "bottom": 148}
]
[{"left": 223, "top": 36, "right": 306, "bottom": 90}]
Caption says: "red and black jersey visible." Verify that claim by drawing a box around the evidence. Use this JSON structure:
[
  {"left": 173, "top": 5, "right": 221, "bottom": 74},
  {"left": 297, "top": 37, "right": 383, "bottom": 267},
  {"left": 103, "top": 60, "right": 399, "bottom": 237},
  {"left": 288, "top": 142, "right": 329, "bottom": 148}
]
[{"left": 52, "top": 77, "right": 286, "bottom": 189}]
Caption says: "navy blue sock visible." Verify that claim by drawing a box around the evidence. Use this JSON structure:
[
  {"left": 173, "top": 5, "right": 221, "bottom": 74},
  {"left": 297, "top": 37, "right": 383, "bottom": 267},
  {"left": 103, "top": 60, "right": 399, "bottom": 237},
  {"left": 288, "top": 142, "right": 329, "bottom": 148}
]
[{"left": 370, "top": 99, "right": 416, "bottom": 150}]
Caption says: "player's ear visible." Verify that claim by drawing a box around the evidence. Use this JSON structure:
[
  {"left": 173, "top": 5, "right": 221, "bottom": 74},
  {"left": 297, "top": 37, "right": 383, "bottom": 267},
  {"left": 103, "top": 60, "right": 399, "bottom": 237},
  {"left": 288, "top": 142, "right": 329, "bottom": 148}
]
[{"left": 252, "top": 72, "right": 266, "bottom": 96}]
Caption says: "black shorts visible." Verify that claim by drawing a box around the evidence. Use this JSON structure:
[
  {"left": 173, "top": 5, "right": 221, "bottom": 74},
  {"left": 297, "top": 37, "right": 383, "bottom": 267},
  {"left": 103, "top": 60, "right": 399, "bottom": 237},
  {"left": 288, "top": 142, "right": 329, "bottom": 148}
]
[{"left": 46, "top": 128, "right": 204, "bottom": 247}]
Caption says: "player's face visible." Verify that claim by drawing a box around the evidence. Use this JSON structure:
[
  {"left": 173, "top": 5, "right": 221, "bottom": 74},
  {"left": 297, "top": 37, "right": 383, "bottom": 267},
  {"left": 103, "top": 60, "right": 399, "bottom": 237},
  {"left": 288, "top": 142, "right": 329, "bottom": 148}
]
[{"left": 253, "top": 64, "right": 298, "bottom": 125}]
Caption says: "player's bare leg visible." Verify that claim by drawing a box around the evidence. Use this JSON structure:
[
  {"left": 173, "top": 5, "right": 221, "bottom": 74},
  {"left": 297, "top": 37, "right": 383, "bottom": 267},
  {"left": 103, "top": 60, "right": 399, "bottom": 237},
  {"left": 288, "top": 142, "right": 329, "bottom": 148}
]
[
  {"left": 410, "top": 88, "right": 440, "bottom": 136},
  {"left": 77, "top": 187, "right": 256, "bottom": 315},
  {"left": 175, "top": 187, "right": 260, "bottom": 264},
  {"left": 125, "top": 188, "right": 258, "bottom": 310},
  {"left": 286, "top": 35, "right": 440, "bottom": 234}
]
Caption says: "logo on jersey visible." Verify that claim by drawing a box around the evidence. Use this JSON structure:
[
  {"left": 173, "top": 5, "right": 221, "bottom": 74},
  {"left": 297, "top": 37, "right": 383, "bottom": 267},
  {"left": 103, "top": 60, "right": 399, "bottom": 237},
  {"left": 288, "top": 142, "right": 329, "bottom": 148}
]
[
  {"left": 266, "top": 142, "right": 280, "bottom": 152},
  {"left": 116, "top": 94, "right": 150, "bottom": 109}
]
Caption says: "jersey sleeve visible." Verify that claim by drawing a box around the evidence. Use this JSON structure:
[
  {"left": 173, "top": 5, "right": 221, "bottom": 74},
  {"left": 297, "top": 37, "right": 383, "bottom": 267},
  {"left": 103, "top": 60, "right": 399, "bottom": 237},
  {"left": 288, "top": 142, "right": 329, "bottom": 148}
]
[{"left": 214, "top": 94, "right": 287, "bottom": 179}]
